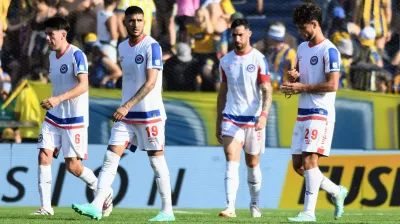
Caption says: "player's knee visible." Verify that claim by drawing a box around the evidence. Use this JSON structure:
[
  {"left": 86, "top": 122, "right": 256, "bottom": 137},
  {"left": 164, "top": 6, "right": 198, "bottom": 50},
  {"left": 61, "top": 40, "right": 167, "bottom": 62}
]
[
  {"left": 302, "top": 156, "right": 318, "bottom": 170},
  {"left": 38, "top": 149, "right": 52, "bottom": 165},
  {"left": 245, "top": 159, "right": 259, "bottom": 168}
]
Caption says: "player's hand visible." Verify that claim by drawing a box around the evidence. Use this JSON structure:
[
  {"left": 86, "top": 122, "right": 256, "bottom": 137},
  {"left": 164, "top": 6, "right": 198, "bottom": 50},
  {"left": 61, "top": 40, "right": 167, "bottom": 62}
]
[
  {"left": 287, "top": 69, "right": 300, "bottom": 83},
  {"left": 255, "top": 116, "right": 267, "bottom": 131},
  {"left": 113, "top": 105, "right": 130, "bottom": 122},
  {"left": 281, "top": 82, "right": 306, "bottom": 95},
  {"left": 40, "top": 96, "right": 61, "bottom": 110}
]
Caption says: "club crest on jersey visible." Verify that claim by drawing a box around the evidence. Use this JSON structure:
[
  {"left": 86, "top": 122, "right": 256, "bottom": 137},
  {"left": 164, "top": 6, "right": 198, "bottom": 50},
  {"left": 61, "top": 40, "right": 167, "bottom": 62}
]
[
  {"left": 246, "top": 64, "right": 255, "bottom": 72},
  {"left": 310, "top": 56, "right": 318, "bottom": 65},
  {"left": 60, "top": 64, "right": 68, "bottom": 73},
  {"left": 135, "top": 54, "right": 144, "bottom": 64}
]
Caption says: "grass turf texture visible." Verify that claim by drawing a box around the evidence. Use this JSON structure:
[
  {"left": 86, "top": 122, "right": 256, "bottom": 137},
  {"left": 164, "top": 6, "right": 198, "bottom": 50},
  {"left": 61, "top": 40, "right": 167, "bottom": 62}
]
[{"left": 1, "top": 207, "right": 399, "bottom": 223}]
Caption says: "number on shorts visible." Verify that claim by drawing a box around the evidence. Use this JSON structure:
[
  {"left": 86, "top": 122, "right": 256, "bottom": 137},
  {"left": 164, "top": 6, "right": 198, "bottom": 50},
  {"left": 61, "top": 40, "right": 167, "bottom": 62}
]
[
  {"left": 145, "top": 126, "right": 158, "bottom": 137},
  {"left": 257, "top": 131, "right": 261, "bottom": 141},
  {"left": 75, "top": 134, "right": 80, "bottom": 144},
  {"left": 305, "top": 129, "right": 318, "bottom": 140}
]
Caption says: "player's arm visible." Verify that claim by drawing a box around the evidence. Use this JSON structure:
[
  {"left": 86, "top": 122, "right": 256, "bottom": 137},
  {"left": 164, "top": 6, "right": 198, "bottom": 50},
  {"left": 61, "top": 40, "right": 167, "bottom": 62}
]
[
  {"left": 216, "top": 66, "right": 228, "bottom": 144},
  {"left": 216, "top": 82, "right": 227, "bottom": 144},
  {"left": 255, "top": 58, "right": 272, "bottom": 131}
]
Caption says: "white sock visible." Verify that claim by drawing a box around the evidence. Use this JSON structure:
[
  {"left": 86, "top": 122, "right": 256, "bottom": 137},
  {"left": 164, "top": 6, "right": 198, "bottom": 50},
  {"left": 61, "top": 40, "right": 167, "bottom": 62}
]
[
  {"left": 92, "top": 150, "right": 120, "bottom": 210},
  {"left": 320, "top": 176, "right": 340, "bottom": 197},
  {"left": 149, "top": 156, "right": 173, "bottom": 215},
  {"left": 38, "top": 165, "right": 52, "bottom": 209},
  {"left": 304, "top": 167, "right": 323, "bottom": 217},
  {"left": 225, "top": 161, "right": 240, "bottom": 210},
  {"left": 247, "top": 165, "right": 262, "bottom": 206},
  {"left": 79, "top": 167, "right": 98, "bottom": 193}
]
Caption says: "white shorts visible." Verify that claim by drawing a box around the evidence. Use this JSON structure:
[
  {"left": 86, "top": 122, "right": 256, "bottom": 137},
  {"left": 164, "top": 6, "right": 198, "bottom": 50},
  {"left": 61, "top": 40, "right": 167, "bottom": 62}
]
[
  {"left": 221, "top": 121, "right": 266, "bottom": 155},
  {"left": 108, "top": 120, "right": 165, "bottom": 151},
  {"left": 37, "top": 121, "right": 88, "bottom": 159},
  {"left": 290, "top": 120, "right": 334, "bottom": 157}
]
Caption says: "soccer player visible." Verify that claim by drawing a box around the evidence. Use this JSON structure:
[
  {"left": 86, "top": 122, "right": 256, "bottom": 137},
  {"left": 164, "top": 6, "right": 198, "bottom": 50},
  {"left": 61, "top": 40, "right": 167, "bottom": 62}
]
[
  {"left": 281, "top": 3, "right": 348, "bottom": 222},
  {"left": 216, "top": 18, "right": 272, "bottom": 218},
  {"left": 32, "top": 17, "right": 112, "bottom": 216},
  {"left": 71, "top": 6, "right": 175, "bottom": 222}
]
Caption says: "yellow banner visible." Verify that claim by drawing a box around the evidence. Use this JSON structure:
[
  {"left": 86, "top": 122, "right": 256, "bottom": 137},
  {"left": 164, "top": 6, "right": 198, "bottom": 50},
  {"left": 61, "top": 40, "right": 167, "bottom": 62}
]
[{"left": 280, "top": 154, "right": 400, "bottom": 209}]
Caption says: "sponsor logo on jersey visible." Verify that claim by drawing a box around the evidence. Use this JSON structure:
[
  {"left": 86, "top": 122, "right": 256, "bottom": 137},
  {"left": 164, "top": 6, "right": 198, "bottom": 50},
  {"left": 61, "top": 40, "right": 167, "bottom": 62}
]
[
  {"left": 135, "top": 54, "right": 144, "bottom": 64},
  {"left": 246, "top": 64, "right": 255, "bottom": 72},
  {"left": 60, "top": 64, "right": 68, "bottom": 73},
  {"left": 310, "top": 56, "right": 318, "bottom": 65}
]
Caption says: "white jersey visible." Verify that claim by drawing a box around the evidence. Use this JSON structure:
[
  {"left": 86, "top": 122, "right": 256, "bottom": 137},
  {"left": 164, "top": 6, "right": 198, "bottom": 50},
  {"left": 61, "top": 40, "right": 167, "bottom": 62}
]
[
  {"left": 46, "top": 44, "right": 89, "bottom": 128},
  {"left": 296, "top": 39, "right": 341, "bottom": 122},
  {"left": 219, "top": 48, "right": 270, "bottom": 127},
  {"left": 118, "top": 35, "right": 165, "bottom": 124}
]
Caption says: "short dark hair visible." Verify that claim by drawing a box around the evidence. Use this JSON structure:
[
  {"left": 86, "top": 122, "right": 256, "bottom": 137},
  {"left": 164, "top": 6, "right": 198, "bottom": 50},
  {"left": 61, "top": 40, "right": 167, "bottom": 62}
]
[
  {"left": 43, "top": 17, "right": 70, "bottom": 32},
  {"left": 125, "top": 6, "right": 144, "bottom": 17},
  {"left": 293, "top": 3, "right": 322, "bottom": 27},
  {"left": 231, "top": 18, "right": 250, "bottom": 30}
]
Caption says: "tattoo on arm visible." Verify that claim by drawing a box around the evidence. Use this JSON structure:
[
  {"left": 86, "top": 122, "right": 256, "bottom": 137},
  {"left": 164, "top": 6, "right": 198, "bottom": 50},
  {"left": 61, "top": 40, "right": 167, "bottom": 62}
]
[
  {"left": 125, "top": 85, "right": 152, "bottom": 108},
  {"left": 261, "top": 83, "right": 272, "bottom": 113}
]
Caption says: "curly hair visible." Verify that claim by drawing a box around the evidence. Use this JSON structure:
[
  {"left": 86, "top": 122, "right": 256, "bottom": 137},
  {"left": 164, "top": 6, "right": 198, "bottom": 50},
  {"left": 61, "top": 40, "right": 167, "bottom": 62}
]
[{"left": 293, "top": 3, "right": 323, "bottom": 27}]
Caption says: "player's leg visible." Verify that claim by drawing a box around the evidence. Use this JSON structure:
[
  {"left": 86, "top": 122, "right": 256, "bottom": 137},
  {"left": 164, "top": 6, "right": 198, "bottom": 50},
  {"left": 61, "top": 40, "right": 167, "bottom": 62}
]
[
  {"left": 72, "top": 122, "right": 133, "bottom": 220},
  {"left": 32, "top": 121, "right": 60, "bottom": 215},
  {"left": 136, "top": 121, "right": 175, "bottom": 222},
  {"left": 243, "top": 128, "right": 265, "bottom": 218},
  {"left": 63, "top": 129, "right": 98, "bottom": 193},
  {"left": 219, "top": 121, "right": 244, "bottom": 218}
]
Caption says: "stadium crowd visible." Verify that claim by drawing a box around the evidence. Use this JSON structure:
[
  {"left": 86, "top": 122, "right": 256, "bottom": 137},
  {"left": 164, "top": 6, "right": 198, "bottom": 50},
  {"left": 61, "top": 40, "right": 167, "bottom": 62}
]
[{"left": 0, "top": 0, "right": 399, "bottom": 142}]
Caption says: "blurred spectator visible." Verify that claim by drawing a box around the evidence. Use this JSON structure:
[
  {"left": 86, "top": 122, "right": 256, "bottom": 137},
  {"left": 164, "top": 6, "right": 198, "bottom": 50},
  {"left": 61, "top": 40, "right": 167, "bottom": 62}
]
[
  {"left": 163, "top": 42, "right": 197, "bottom": 91},
  {"left": 0, "top": 0, "right": 11, "bottom": 78},
  {"left": 355, "top": 27, "right": 383, "bottom": 68},
  {"left": 84, "top": 33, "right": 123, "bottom": 88},
  {"left": 375, "top": 74, "right": 390, "bottom": 93},
  {"left": 1, "top": 128, "right": 15, "bottom": 143},
  {"left": 215, "top": 0, "right": 236, "bottom": 57},
  {"left": 24, "top": 0, "right": 58, "bottom": 70},
  {"left": 336, "top": 38, "right": 354, "bottom": 88},
  {"left": 153, "top": 0, "right": 176, "bottom": 52},
  {"left": 97, "top": 0, "right": 119, "bottom": 63},
  {"left": 202, "top": 0, "right": 229, "bottom": 34},
  {"left": 116, "top": 0, "right": 156, "bottom": 40},
  {"left": 186, "top": 8, "right": 218, "bottom": 91},
  {"left": 328, "top": 6, "right": 361, "bottom": 39},
  {"left": 354, "top": 0, "right": 392, "bottom": 56},
  {"left": 175, "top": 0, "right": 200, "bottom": 42},
  {"left": 262, "top": 22, "right": 296, "bottom": 91},
  {"left": 0, "top": 80, "right": 16, "bottom": 140},
  {"left": 14, "top": 80, "right": 41, "bottom": 143}
]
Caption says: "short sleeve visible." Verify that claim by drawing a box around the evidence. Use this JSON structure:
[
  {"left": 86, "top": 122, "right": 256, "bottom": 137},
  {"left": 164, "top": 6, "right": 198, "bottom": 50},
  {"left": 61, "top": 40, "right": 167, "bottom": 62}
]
[
  {"left": 257, "top": 56, "right": 270, "bottom": 83},
  {"left": 219, "top": 64, "right": 227, "bottom": 83},
  {"left": 324, "top": 48, "right": 341, "bottom": 73},
  {"left": 73, "top": 50, "right": 88, "bottom": 76},
  {"left": 146, "top": 42, "right": 163, "bottom": 70}
]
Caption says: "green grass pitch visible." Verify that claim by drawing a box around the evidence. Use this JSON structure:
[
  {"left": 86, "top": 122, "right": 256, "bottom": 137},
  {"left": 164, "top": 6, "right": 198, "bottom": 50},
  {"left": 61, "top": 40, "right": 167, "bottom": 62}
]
[{"left": 1, "top": 207, "right": 399, "bottom": 223}]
